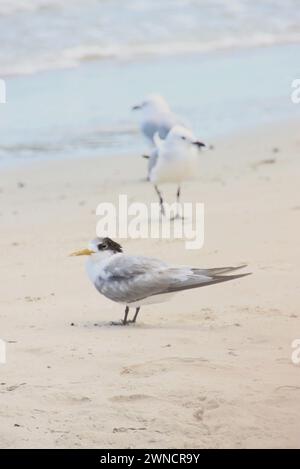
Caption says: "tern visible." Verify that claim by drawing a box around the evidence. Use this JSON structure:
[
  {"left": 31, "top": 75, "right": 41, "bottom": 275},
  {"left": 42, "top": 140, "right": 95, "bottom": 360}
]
[{"left": 71, "top": 237, "right": 250, "bottom": 326}]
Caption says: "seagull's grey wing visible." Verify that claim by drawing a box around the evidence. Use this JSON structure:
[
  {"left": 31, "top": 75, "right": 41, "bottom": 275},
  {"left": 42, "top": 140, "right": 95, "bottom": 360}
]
[
  {"left": 141, "top": 111, "right": 185, "bottom": 143},
  {"left": 157, "top": 111, "right": 189, "bottom": 138},
  {"left": 141, "top": 121, "right": 159, "bottom": 143},
  {"left": 156, "top": 112, "right": 182, "bottom": 139},
  {"left": 157, "top": 124, "right": 173, "bottom": 139},
  {"left": 141, "top": 121, "right": 171, "bottom": 143}
]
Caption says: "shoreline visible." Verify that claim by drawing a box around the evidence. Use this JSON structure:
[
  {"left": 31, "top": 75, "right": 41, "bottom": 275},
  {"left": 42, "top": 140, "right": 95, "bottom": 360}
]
[
  {"left": 0, "top": 114, "right": 298, "bottom": 170},
  {"left": 1, "top": 42, "right": 299, "bottom": 165}
]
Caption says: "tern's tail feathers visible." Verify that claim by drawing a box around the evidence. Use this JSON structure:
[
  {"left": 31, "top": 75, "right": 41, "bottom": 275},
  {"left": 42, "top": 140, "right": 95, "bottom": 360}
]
[
  {"left": 192, "top": 264, "right": 248, "bottom": 276},
  {"left": 163, "top": 269, "right": 251, "bottom": 295}
]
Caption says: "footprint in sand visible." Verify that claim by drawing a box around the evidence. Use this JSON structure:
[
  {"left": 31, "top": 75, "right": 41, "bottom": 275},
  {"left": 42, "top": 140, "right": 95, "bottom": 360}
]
[
  {"left": 113, "top": 426, "right": 147, "bottom": 433},
  {"left": 110, "top": 394, "right": 153, "bottom": 403},
  {"left": 121, "top": 357, "right": 210, "bottom": 378},
  {"left": 205, "top": 399, "right": 220, "bottom": 411},
  {"left": 192, "top": 396, "right": 221, "bottom": 420},
  {"left": 194, "top": 406, "right": 205, "bottom": 421},
  {"left": 47, "top": 392, "right": 91, "bottom": 405}
]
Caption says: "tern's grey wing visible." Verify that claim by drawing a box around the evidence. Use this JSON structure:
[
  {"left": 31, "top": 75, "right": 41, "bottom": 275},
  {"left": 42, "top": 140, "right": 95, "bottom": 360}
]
[
  {"left": 95, "top": 255, "right": 171, "bottom": 304},
  {"left": 95, "top": 256, "right": 250, "bottom": 305},
  {"left": 191, "top": 264, "right": 248, "bottom": 276},
  {"left": 156, "top": 269, "right": 251, "bottom": 296}
]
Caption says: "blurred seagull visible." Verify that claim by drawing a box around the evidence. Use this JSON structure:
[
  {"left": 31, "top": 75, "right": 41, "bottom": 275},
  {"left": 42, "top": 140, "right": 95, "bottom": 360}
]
[
  {"left": 132, "top": 93, "right": 184, "bottom": 145},
  {"left": 149, "top": 125, "right": 205, "bottom": 217},
  {"left": 71, "top": 237, "right": 250, "bottom": 326}
]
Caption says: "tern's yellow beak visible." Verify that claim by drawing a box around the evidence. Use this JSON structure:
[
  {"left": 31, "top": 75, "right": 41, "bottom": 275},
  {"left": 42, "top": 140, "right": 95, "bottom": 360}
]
[{"left": 70, "top": 248, "right": 93, "bottom": 257}]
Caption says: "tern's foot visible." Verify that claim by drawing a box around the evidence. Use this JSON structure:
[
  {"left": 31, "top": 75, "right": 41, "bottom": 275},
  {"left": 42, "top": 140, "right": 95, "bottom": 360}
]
[{"left": 110, "top": 320, "right": 129, "bottom": 326}]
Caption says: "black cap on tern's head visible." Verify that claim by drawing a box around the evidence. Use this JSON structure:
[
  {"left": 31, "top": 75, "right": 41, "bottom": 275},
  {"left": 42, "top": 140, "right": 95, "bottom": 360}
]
[
  {"left": 70, "top": 237, "right": 123, "bottom": 257},
  {"left": 95, "top": 237, "right": 123, "bottom": 254}
]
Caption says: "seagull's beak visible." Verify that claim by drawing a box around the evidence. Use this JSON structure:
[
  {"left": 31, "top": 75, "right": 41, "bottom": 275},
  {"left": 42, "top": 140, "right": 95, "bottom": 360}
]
[
  {"left": 193, "top": 141, "right": 206, "bottom": 148},
  {"left": 70, "top": 248, "right": 93, "bottom": 257}
]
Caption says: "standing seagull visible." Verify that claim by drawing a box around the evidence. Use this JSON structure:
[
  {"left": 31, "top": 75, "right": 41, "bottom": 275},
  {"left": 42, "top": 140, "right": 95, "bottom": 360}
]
[
  {"left": 132, "top": 93, "right": 184, "bottom": 145},
  {"left": 71, "top": 237, "right": 250, "bottom": 326},
  {"left": 149, "top": 125, "right": 205, "bottom": 218}
]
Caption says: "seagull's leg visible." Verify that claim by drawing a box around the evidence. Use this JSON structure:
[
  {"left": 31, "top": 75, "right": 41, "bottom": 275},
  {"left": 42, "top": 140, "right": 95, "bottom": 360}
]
[
  {"left": 129, "top": 307, "right": 140, "bottom": 324},
  {"left": 154, "top": 185, "right": 165, "bottom": 216},
  {"left": 171, "top": 185, "right": 184, "bottom": 220},
  {"left": 176, "top": 185, "right": 181, "bottom": 205},
  {"left": 176, "top": 185, "right": 181, "bottom": 219}
]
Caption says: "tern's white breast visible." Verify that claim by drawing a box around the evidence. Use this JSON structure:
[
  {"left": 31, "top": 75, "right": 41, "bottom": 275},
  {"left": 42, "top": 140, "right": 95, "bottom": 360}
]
[{"left": 86, "top": 252, "right": 115, "bottom": 286}]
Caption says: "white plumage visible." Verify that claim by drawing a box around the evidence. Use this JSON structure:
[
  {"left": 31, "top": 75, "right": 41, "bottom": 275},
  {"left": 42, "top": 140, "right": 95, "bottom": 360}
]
[
  {"left": 132, "top": 93, "right": 183, "bottom": 145},
  {"left": 148, "top": 125, "right": 206, "bottom": 217}
]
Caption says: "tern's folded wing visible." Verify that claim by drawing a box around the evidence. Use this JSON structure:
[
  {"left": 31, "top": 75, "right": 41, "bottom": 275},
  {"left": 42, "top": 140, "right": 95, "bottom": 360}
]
[
  {"left": 95, "top": 256, "right": 250, "bottom": 304},
  {"left": 95, "top": 255, "right": 171, "bottom": 304}
]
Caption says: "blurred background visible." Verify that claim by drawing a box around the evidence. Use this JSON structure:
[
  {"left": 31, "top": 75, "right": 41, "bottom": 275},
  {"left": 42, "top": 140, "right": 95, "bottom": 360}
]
[{"left": 0, "top": 0, "right": 299, "bottom": 163}]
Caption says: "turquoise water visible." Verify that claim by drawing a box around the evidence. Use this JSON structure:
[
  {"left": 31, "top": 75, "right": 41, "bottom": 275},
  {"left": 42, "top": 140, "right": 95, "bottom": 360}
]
[{"left": 0, "top": 43, "right": 299, "bottom": 163}]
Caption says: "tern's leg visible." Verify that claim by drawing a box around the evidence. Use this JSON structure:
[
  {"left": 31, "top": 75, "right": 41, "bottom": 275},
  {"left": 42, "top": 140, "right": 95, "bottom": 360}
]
[
  {"left": 129, "top": 307, "right": 140, "bottom": 324},
  {"left": 110, "top": 305, "right": 130, "bottom": 326},
  {"left": 154, "top": 185, "right": 165, "bottom": 216},
  {"left": 122, "top": 306, "right": 130, "bottom": 325}
]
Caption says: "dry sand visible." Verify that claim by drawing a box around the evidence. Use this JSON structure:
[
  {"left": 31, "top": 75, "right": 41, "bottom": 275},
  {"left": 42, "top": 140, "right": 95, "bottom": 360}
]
[{"left": 0, "top": 119, "right": 300, "bottom": 448}]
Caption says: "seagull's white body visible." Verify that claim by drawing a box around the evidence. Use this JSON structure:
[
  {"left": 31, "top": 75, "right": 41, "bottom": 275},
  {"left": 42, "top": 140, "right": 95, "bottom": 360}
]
[
  {"left": 149, "top": 130, "right": 199, "bottom": 185},
  {"left": 148, "top": 125, "right": 205, "bottom": 186}
]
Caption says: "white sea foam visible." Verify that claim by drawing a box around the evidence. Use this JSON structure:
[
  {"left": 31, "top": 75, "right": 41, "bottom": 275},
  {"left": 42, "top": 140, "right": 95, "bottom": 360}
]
[{"left": 0, "top": 0, "right": 299, "bottom": 76}]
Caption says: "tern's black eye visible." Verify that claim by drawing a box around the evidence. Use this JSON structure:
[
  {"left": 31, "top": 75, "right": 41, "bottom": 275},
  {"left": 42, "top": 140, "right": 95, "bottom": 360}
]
[
  {"left": 181, "top": 136, "right": 186, "bottom": 140},
  {"left": 98, "top": 243, "right": 108, "bottom": 251}
]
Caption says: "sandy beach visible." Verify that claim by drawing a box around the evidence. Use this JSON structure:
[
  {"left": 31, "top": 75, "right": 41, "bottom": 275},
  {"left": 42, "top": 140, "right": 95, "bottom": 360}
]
[{"left": 1, "top": 118, "right": 299, "bottom": 449}]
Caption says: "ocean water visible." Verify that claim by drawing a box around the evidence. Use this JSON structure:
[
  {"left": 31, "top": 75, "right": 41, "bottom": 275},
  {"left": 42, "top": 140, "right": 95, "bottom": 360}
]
[
  {"left": 0, "top": 1, "right": 299, "bottom": 163},
  {"left": 0, "top": 0, "right": 300, "bottom": 77}
]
